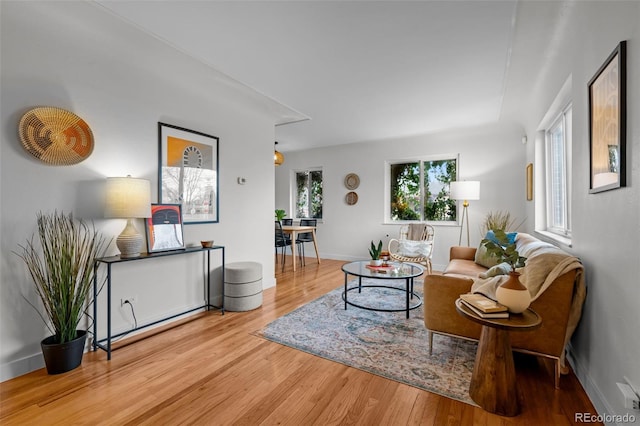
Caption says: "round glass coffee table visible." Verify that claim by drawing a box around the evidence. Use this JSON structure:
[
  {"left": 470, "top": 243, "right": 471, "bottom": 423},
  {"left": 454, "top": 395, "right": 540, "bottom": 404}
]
[{"left": 341, "top": 261, "right": 424, "bottom": 318}]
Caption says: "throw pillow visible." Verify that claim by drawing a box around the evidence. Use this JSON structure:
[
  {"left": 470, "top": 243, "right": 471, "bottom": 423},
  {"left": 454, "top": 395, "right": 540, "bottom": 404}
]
[
  {"left": 474, "top": 244, "right": 500, "bottom": 268},
  {"left": 478, "top": 262, "right": 512, "bottom": 278},
  {"left": 485, "top": 230, "right": 518, "bottom": 245},
  {"left": 398, "top": 240, "right": 433, "bottom": 258},
  {"left": 475, "top": 230, "right": 518, "bottom": 268}
]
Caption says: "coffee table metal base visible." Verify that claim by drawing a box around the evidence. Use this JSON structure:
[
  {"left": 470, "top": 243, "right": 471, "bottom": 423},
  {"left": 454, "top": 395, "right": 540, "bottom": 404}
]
[{"left": 342, "top": 277, "right": 422, "bottom": 319}]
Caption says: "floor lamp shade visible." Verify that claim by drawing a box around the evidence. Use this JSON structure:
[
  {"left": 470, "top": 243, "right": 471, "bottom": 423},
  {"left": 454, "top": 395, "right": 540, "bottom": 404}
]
[
  {"left": 105, "top": 176, "right": 151, "bottom": 258},
  {"left": 450, "top": 181, "right": 480, "bottom": 246},
  {"left": 450, "top": 181, "right": 480, "bottom": 202}
]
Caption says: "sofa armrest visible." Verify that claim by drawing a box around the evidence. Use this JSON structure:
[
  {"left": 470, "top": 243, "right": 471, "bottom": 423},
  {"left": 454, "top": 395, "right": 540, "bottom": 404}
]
[
  {"left": 449, "top": 246, "right": 477, "bottom": 261},
  {"left": 423, "top": 275, "right": 482, "bottom": 340}
]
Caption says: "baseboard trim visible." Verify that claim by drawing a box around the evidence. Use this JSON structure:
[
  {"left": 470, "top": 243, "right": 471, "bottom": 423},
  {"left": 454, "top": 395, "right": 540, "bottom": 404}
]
[
  {"left": 1, "top": 352, "right": 44, "bottom": 383},
  {"left": 566, "top": 343, "right": 615, "bottom": 422}
]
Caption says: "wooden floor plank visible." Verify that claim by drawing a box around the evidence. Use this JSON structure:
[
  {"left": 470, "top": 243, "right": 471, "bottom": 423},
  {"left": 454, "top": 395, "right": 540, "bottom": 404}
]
[{"left": 0, "top": 256, "right": 602, "bottom": 425}]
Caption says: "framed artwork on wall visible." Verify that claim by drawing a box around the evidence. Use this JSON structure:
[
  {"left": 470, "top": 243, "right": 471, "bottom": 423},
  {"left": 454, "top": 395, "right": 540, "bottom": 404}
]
[
  {"left": 588, "top": 41, "right": 626, "bottom": 194},
  {"left": 145, "top": 204, "right": 185, "bottom": 253},
  {"left": 526, "top": 163, "right": 533, "bottom": 201},
  {"left": 158, "top": 122, "right": 219, "bottom": 224}
]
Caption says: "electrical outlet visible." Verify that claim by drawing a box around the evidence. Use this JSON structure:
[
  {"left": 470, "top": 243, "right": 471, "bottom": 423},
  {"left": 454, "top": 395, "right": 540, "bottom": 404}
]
[
  {"left": 120, "top": 296, "right": 137, "bottom": 307},
  {"left": 617, "top": 382, "right": 640, "bottom": 410}
]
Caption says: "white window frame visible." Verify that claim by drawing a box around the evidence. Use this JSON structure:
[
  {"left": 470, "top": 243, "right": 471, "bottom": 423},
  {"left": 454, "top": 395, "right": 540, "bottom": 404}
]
[
  {"left": 535, "top": 75, "right": 572, "bottom": 246},
  {"left": 291, "top": 168, "right": 323, "bottom": 220},
  {"left": 545, "top": 104, "right": 572, "bottom": 237},
  {"left": 384, "top": 154, "right": 459, "bottom": 225}
]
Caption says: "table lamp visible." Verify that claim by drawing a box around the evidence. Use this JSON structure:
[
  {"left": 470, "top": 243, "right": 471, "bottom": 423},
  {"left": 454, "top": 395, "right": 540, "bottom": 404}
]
[
  {"left": 105, "top": 176, "right": 151, "bottom": 258},
  {"left": 450, "top": 181, "right": 480, "bottom": 246}
]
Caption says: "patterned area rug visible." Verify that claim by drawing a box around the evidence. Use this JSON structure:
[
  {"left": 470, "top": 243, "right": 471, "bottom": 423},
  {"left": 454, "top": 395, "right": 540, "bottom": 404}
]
[{"left": 259, "top": 279, "right": 478, "bottom": 406}]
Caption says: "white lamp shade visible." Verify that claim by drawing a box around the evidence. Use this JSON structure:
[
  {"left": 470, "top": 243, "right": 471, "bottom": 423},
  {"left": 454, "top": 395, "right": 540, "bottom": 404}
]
[
  {"left": 105, "top": 176, "right": 151, "bottom": 219},
  {"left": 450, "top": 181, "right": 480, "bottom": 201}
]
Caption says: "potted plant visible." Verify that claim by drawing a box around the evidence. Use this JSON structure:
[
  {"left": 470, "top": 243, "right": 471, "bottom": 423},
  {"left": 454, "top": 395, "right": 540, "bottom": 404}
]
[
  {"left": 369, "top": 240, "right": 383, "bottom": 266},
  {"left": 481, "top": 229, "right": 530, "bottom": 313},
  {"left": 16, "top": 211, "right": 108, "bottom": 374},
  {"left": 275, "top": 209, "right": 287, "bottom": 222}
]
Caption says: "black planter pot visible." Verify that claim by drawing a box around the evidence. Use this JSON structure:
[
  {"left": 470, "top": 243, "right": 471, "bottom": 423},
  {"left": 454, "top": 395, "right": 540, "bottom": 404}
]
[{"left": 40, "top": 330, "right": 87, "bottom": 375}]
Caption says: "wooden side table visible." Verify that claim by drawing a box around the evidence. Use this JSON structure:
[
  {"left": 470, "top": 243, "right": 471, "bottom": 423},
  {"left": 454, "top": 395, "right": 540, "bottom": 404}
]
[{"left": 455, "top": 298, "right": 542, "bottom": 416}]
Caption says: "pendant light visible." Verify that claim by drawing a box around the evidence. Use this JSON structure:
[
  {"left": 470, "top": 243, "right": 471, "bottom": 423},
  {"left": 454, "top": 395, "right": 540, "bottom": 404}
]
[{"left": 274, "top": 141, "right": 284, "bottom": 166}]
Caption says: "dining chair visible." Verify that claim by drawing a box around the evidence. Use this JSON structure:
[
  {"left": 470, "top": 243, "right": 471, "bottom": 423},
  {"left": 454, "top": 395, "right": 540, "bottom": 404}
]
[
  {"left": 296, "top": 219, "right": 317, "bottom": 266},
  {"left": 275, "top": 220, "right": 302, "bottom": 271}
]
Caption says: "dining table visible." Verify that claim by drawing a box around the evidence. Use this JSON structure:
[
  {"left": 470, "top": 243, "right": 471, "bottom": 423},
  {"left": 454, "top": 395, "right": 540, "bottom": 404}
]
[{"left": 280, "top": 225, "right": 321, "bottom": 272}]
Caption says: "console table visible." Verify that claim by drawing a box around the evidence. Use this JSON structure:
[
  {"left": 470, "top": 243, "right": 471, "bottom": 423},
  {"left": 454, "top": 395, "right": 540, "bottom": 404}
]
[{"left": 92, "top": 246, "right": 225, "bottom": 360}]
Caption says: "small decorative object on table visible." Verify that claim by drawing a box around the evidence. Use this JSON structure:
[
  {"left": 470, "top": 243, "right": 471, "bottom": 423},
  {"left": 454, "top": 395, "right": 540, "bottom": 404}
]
[
  {"left": 369, "top": 240, "right": 383, "bottom": 266},
  {"left": 481, "top": 230, "right": 530, "bottom": 313},
  {"left": 201, "top": 240, "right": 214, "bottom": 248}
]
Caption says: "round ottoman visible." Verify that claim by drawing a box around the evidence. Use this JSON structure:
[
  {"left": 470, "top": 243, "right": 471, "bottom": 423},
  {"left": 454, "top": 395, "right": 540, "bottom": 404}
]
[{"left": 224, "top": 262, "right": 263, "bottom": 311}]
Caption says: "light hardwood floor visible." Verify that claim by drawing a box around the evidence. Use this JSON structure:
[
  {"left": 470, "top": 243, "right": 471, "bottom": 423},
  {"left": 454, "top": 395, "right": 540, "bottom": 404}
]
[{"left": 1, "top": 256, "right": 600, "bottom": 425}]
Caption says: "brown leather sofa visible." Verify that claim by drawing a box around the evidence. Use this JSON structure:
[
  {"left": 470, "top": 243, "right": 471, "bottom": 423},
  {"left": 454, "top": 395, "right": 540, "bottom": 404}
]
[{"left": 423, "top": 233, "right": 585, "bottom": 388}]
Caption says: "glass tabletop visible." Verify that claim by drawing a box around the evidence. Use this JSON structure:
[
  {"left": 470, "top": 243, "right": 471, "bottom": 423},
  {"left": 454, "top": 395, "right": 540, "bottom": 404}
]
[{"left": 341, "top": 260, "right": 424, "bottom": 279}]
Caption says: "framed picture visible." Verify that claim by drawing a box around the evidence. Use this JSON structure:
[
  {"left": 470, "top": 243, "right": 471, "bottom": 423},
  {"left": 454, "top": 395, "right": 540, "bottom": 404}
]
[
  {"left": 158, "top": 122, "right": 219, "bottom": 224},
  {"left": 526, "top": 163, "right": 533, "bottom": 201},
  {"left": 146, "top": 204, "right": 185, "bottom": 253},
  {"left": 588, "top": 41, "right": 626, "bottom": 193}
]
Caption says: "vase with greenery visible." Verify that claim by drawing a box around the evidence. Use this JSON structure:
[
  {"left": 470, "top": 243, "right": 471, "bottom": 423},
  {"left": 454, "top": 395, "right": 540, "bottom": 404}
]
[
  {"left": 369, "top": 240, "right": 383, "bottom": 266},
  {"left": 481, "top": 229, "right": 530, "bottom": 313},
  {"left": 16, "top": 211, "right": 108, "bottom": 373},
  {"left": 275, "top": 209, "right": 287, "bottom": 222}
]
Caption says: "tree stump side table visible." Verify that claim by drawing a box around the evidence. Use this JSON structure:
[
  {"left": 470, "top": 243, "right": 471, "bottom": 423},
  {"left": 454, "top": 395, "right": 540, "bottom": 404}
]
[{"left": 455, "top": 298, "right": 542, "bottom": 417}]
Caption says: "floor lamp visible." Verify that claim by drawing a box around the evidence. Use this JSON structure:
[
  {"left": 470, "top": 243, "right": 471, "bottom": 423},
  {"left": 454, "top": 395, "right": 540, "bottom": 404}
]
[{"left": 450, "top": 181, "right": 480, "bottom": 246}]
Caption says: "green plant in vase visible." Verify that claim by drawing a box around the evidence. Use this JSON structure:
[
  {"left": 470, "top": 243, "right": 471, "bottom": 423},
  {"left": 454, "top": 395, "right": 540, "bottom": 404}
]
[
  {"left": 16, "top": 211, "right": 108, "bottom": 373},
  {"left": 275, "top": 209, "right": 287, "bottom": 222},
  {"left": 369, "top": 240, "right": 383, "bottom": 266},
  {"left": 481, "top": 229, "right": 530, "bottom": 313}
]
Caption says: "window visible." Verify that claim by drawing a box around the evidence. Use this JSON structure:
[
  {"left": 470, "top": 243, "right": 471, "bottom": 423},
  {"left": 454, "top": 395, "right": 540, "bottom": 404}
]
[
  {"left": 388, "top": 156, "right": 457, "bottom": 222},
  {"left": 294, "top": 169, "right": 323, "bottom": 219},
  {"left": 545, "top": 103, "right": 572, "bottom": 237}
]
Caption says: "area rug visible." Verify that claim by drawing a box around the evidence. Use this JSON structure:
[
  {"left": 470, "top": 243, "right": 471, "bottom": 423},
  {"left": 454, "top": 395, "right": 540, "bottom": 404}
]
[{"left": 259, "top": 279, "right": 478, "bottom": 406}]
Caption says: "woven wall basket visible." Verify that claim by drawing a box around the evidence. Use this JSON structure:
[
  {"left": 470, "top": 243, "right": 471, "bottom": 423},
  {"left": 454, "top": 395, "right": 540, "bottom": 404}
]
[{"left": 18, "top": 107, "right": 94, "bottom": 165}]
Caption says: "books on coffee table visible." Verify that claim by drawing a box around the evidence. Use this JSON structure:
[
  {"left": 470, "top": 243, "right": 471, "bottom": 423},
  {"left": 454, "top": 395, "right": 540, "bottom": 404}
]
[{"left": 459, "top": 293, "right": 509, "bottom": 318}]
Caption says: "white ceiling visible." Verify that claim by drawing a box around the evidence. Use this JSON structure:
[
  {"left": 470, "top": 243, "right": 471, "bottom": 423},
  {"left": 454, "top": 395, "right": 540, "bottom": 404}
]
[{"left": 96, "top": 1, "right": 570, "bottom": 153}]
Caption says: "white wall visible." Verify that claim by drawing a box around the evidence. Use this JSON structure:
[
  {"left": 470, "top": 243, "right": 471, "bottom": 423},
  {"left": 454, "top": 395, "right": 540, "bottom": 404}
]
[
  {"left": 520, "top": 2, "right": 640, "bottom": 422},
  {"left": 0, "top": 2, "right": 288, "bottom": 381},
  {"left": 276, "top": 122, "right": 527, "bottom": 272}
]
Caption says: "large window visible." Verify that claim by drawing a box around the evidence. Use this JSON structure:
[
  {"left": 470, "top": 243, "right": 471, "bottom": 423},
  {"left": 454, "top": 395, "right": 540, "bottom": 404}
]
[
  {"left": 388, "top": 156, "right": 457, "bottom": 222},
  {"left": 545, "top": 104, "right": 572, "bottom": 237},
  {"left": 294, "top": 169, "right": 323, "bottom": 219}
]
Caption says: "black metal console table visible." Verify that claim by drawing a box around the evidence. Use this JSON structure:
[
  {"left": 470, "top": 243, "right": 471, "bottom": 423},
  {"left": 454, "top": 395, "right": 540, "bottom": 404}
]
[{"left": 92, "top": 246, "right": 225, "bottom": 360}]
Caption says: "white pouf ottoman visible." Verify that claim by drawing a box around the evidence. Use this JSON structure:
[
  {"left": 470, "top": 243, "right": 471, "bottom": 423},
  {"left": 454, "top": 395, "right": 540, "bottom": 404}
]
[{"left": 224, "top": 262, "right": 263, "bottom": 311}]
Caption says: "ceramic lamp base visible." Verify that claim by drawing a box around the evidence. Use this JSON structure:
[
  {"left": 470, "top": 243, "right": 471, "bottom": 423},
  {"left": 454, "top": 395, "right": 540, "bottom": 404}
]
[{"left": 116, "top": 219, "right": 144, "bottom": 258}]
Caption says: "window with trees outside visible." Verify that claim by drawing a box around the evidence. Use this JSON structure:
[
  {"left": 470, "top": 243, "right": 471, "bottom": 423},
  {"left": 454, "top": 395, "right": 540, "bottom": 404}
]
[
  {"left": 294, "top": 169, "right": 323, "bottom": 219},
  {"left": 388, "top": 157, "right": 457, "bottom": 222}
]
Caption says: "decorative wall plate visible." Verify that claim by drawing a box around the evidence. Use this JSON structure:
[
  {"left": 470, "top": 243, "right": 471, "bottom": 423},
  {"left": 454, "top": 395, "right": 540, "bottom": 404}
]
[
  {"left": 344, "top": 173, "right": 360, "bottom": 190},
  {"left": 345, "top": 191, "right": 358, "bottom": 205},
  {"left": 18, "top": 106, "right": 94, "bottom": 165}
]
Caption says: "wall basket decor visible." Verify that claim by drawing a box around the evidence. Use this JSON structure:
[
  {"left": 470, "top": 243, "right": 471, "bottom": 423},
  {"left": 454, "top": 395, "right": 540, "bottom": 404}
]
[
  {"left": 18, "top": 106, "right": 94, "bottom": 165},
  {"left": 344, "top": 173, "right": 360, "bottom": 190}
]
